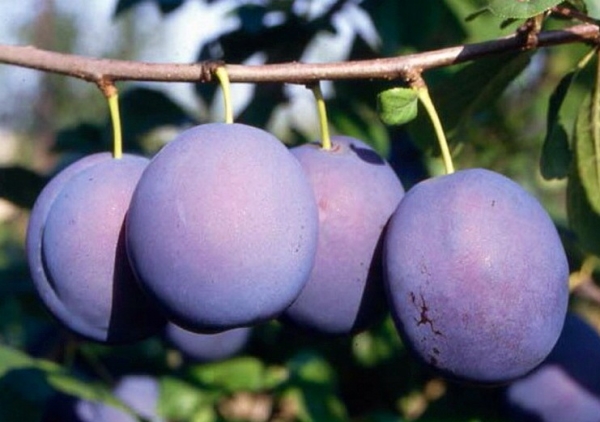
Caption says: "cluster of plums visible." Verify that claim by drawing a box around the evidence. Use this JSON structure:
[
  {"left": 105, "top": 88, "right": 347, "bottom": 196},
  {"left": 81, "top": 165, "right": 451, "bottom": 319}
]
[{"left": 27, "top": 122, "right": 569, "bottom": 385}]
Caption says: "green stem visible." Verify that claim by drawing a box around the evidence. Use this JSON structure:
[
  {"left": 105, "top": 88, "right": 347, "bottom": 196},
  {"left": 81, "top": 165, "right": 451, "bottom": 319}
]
[
  {"left": 310, "top": 83, "right": 332, "bottom": 150},
  {"left": 416, "top": 87, "right": 454, "bottom": 174},
  {"left": 107, "top": 90, "right": 123, "bottom": 159},
  {"left": 215, "top": 66, "right": 234, "bottom": 124}
]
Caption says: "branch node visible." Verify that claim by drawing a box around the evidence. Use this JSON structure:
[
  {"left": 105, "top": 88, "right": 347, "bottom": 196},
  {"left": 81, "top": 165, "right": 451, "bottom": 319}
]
[
  {"left": 516, "top": 15, "right": 546, "bottom": 50},
  {"left": 201, "top": 60, "right": 226, "bottom": 83},
  {"left": 96, "top": 77, "right": 117, "bottom": 98},
  {"left": 405, "top": 68, "right": 425, "bottom": 89}
]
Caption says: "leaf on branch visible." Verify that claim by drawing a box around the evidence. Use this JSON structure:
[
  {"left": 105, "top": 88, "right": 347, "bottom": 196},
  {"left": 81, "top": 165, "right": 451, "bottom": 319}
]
[
  {"left": 486, "top": 0, "right": 563, "bottom": 19},
  {"left": 567, "top": 165, "right": 600, "bottom": 257},
  {"left": 540, "top": 71, "right": 578, "bottom": 179},
  {"left": 376, "top": 87, "right": 419, "bottom": 126},
  {"left": 574, "top": 78, "right": 600, "bottom": 214},
  {"left": 0, "top": 345, "right": 133, "bottom": 419},
  {"left": 582, "top": 0, "right": 600, "bottom": 18}
]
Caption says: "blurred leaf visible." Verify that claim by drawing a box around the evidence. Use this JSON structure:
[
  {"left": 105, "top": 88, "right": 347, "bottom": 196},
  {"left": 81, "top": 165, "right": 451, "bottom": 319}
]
[
  {"left": 583, "top": 0, "right": 600, "bottom": 18},
  {"left": 281, "top": 385, "right": 347, "bottom": 422},
  {"left": 114, "top": 87, "right": 195, "bottom": 152},
  {"left": 0, "top": 345, "right": 135, "bottom": 418},
  {"left": 114, "top": 0, "right": 185, "bottom": 16},
  {"left": 189, "top": 357, "right": 271, "bottom": 393},
  {"left": 53, "top": 122, "right": 105, "bottom": 154},
  {"left": 236, "top": 83, "right": 285, "bottom": 129},
  {"left": 238, "top": 5, "right": 268, "bottom": 34},
  {"left": 567, "top": 165, "right": 600, "bottom": 256},
  {"left": 377, "top": 88, "right": 419, "bottom": 126},
  {"left": 361, "top": 0, "right": 466, "bottom": 55},
  {"left": 329, "top": 99, "right": 391, "bottom": 158},
  {"left": 540, "top": 71, "right": 578, "bottom": 179},
  {"left": 0, "top": 166, "right": 46, "bottom": 209},
  {"left": 195, "top": 2, "right": 339, "bottom": 111},
  {"left": 158, "top": 376, "right": 217, "bottom": 421},
  {"left": 0, "top": 264, "right": 33, "bottom": 296},
  {"left": 574, "top": 82, "right": 600, "bottom": 214},
  {"left": 287, "top": 350, "right": 336, "bottom": 386},
  {"left": 352, "top": 318, "right": 403, "bottom": 367},
  {"left": 486, "top": 0, "right": 562, "bottom": 18},
  {"left": 409, "top": 52, "right": 532, "bottom": 152}
]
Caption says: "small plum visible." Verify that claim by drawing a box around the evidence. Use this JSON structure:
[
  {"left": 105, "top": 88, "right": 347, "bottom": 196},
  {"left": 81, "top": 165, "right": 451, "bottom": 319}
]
[
  {"left": 126, "top": 123, "right": 319, "bottom": 332},
  {"left": 90, "top": 375, "right": 164, "bottom": 422},
  {"left": 26, "top": 153, "right": 165, "bottom": 344},
  {"left": 506, "top": 313, "right": 600, "bottom": 421},
  {"left": 384, "top": 168, "right": 569, "bottom": 384},
  {"left": 282, "top": 136, "right": 404, "bottom": 335},
  {"left": 165, "top": 322, "right": 251, "bottom": 362}
]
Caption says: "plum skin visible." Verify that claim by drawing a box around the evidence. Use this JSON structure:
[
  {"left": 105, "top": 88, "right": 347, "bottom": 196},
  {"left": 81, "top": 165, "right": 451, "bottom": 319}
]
[
  {"left": 26, "top": 153, "right": 165, "bottom": 344},
  {"left": 165, "top": 322, "right": 251, "bottom": 362},
  {"left": 282, "top": 136, "right": 404, "bottom": 335},
  {"left": 126, "top": 123, "right": 319, "bottom": 332},
  {"left": 505, "top": 313, "right": 600, "bottom": 421},
  {"left": 384, "top": 168, "right": 569, "bottom": 384}
]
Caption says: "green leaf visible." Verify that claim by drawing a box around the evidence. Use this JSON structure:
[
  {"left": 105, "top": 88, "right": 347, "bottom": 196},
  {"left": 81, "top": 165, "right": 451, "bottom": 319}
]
[
  {"left": 158, "top": 376, "right": 217, "bottom": 421},
  {"left": 540, "top": 71, "right": 577, "bottom": 179},
  {"left": 567, "top": 166, "right": 600, "bottom": 256},
  {"left": 0, "top": 345, "right": 135, "bottom": 419},
  {"left": 189, "top": 357, "right": 272, "bottom": 393},
  {"left": 287, "top": 351, "right": 336, "bottom": 386},
  {"left": 280, "top": 386, "right": 347, "bottom": 422},
  {"left": 583, "top": 0, "right": 600, "bottom": 18},
  {"left": 574, "top": 88, "right": 600, "bottom": 214},
  {"left": 377, "top": 88, "right": 419, "bottom": 126},
  {"left": 486, "top": 0, "right": 562, "bottom": 18}
]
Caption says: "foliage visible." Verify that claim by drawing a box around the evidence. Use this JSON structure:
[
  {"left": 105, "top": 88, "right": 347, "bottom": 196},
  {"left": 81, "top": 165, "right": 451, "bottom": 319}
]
[{"left": 2, "top": 0, "right": 600, "bottom": 421}]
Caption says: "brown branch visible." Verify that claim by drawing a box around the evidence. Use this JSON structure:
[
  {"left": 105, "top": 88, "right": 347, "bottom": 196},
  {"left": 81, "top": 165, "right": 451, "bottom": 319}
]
[{"left": 0, "top": 23, "right": 598, "bottom": 86}]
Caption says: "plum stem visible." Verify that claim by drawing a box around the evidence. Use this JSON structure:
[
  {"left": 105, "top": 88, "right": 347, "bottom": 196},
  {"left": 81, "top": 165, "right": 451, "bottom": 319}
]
[
  {"left": 309, "top": 82, "right": 332, "bottom": 150},
  {"left": 215, "top": 66, "right": 234, "bottom": 124},
  {"left": 106, "top": 85, "right": 123, "bottom": 159},
  {"left": 416, "top": 87, "right": 454, "bottom": 174}
]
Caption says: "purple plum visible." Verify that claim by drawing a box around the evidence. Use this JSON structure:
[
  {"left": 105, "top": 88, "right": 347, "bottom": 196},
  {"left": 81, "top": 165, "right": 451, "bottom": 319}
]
[
  {"left": 126, "top": 123, "right": 319, "bottom": 332},
  {"left": 165, "top": 322, "right": 251, "bottom": 362},
  {"left": 384, "top": 168, "right": 569, "bottom": 384},
  {"left": 26, "top": 153, "right": 165, "bottom": 344},
  {"left": 282, "top": 136, "right": 404, "bottom": 335}
]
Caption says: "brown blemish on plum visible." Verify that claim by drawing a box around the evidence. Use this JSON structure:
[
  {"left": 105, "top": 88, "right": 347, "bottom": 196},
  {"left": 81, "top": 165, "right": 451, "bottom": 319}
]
[{"left": 410, "top": 292, "right": 443, "bottom": 336}]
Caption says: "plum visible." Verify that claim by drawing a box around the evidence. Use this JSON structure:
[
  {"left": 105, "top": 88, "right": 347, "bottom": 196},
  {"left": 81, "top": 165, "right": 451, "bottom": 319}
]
[
  {"left": 506, "top": 313, "right": 600, "bottom": 421},
  {"left": 384, "top": 168, "right": 569, "bottom": 384},
  {"left": 90, "top": 375, "right": 163, "bottom": 422},
  {"left": 282, "top": 136, "right": 404, "bottom": 335},
  {"left": 165, "top": 322, "right": 251, "bottom": 362},
  {"left": 26, "top": 153, "right": 165, "bottom": 344},
  {"left": 126, "top": 123, "right": 319, "bottom": 332}
]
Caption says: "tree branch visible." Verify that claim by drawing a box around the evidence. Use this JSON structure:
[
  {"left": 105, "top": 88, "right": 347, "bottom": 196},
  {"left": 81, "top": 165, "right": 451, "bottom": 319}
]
[{"left": 0, "top": 23, "right": 598, "bottom": 86}]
